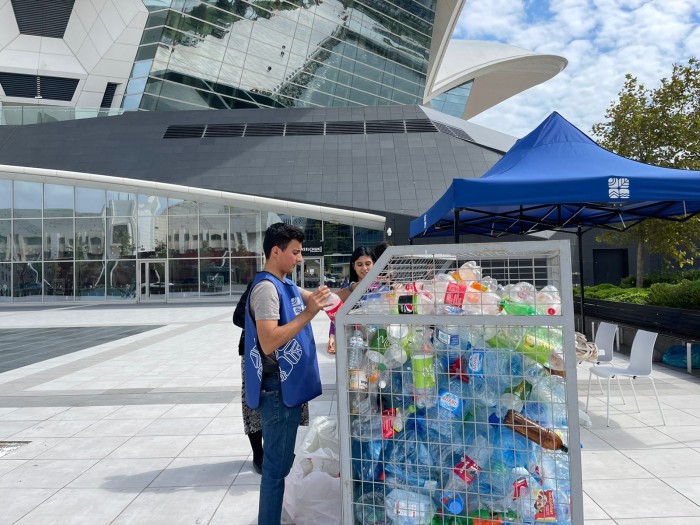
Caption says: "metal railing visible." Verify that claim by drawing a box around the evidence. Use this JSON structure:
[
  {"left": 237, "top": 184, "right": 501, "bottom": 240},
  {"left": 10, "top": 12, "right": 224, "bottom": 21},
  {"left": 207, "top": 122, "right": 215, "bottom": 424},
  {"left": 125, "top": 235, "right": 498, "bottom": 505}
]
[{"left": 0, "top": 106, "right": 126, "bottom": 125}]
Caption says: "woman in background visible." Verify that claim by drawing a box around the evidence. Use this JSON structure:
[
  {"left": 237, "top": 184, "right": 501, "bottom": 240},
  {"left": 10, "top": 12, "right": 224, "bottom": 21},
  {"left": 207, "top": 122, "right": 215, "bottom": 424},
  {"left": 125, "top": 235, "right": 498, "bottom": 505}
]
[{"left": 326, "top": 246, "right": 376, "bottom": 354}]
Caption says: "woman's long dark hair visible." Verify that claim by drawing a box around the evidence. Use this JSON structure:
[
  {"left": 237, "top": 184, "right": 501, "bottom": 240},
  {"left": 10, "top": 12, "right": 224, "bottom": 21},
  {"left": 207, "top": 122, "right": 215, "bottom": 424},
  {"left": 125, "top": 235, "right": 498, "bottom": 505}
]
[{"left": 349, "top": 246, "right": 376, "bottom": 283}]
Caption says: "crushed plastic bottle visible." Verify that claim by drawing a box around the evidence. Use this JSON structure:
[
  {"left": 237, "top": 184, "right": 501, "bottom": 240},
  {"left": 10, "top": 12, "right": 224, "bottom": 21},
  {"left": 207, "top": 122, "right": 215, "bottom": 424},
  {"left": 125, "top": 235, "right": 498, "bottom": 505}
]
[{"left": 384, "top": 487, "right": 435, "bottom": 525}]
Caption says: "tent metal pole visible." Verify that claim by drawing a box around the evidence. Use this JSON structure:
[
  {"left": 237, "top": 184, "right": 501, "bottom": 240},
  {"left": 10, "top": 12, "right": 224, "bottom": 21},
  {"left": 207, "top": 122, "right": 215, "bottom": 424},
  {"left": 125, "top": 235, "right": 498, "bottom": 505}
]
[
  {"left": 577, "top": 226, "right": 586, "bottom": 332},
  {"left": 454, "top": 210, "right": 459, "bottom": 243}
]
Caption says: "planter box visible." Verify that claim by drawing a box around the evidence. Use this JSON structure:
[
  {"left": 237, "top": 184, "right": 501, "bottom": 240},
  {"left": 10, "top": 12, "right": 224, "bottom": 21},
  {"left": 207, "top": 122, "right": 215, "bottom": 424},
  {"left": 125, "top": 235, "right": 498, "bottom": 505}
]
[{"left": 575, "top": 298, "right": 700, "bottom": 340}]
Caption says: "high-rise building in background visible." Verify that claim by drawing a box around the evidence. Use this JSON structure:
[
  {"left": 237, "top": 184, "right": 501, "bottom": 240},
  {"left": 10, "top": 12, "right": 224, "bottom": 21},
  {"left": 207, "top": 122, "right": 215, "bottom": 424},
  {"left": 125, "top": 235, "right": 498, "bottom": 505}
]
[{"left": 0, "top": 1, "right": 568, "bottom": 303}]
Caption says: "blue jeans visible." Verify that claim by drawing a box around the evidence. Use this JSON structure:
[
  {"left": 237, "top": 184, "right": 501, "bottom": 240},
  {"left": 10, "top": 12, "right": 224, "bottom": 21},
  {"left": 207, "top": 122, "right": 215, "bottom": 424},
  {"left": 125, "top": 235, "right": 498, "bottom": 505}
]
[{"left": 258, "top": 372, "right": 302, "bottom": 525}]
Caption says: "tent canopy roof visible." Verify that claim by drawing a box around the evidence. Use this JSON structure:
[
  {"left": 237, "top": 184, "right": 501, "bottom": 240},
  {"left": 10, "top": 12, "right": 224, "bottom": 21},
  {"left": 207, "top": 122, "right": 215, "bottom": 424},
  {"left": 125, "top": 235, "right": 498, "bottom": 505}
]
[{"left": 410, "top": 111, "right": 700, "bottom": 238}]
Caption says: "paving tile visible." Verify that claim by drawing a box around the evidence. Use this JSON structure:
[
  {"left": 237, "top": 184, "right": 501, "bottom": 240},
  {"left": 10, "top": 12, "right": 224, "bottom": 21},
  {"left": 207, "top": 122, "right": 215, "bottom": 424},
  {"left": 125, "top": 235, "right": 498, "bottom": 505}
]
[
  {"left": 584, "top": 478, "right": 700, "bottom": 519},
  {"left": 0, "top": 420, "right": 41, "bottom": 439},
  {"left": 209, "top": 485, "right": 259, "bottom": 525},
  {"left": 582, "top": 450, "right": 655, "bottom": 480},
  {"left": 75, "top": 418, "right": 154, "bottom": 438},
  {"left": 110, "top": 486, "right": 228, "bottom": 525},
  {"left": 11, "top": 419, "right": 96, "bottom": 439},
  {"left": 0, "top": 459, "right": 97, "bottom": 489},
  {"left": 104, "top": 405, "right": 175, "bottom": 419},
  {"left": 13, "top": 487, "right": 138, "bottom": 525},
  {"left": 0, "top": 488, "right": 58, "bottom": 524},
  {"left": 68, "top": 457, "right": 172, "bottom": 489},
  {"left": 110, "top": 435, "right": 194, "bottom": 459},
  {"left": 137, "top": 418, "right": 213, "bottom": 436},
  {"left": 200, "top": 417, "right": 244, "bottom": 435},
  {"left": 0, "top": 459, "right": 27, "bottom": 477},
  {"left": 163, "top": 404, "right": 227, "bottom": 418},
  {"left": 0, "top": 407, "right": 70, "bottom": 421},
  {"left": 36, "top": 436, "right": 129, "bottom": 460},
  {"left": 178, "top": 434, "right": 252, "bottom": 458},
  {"left": 49, "top": 406, "right": 122, "bottom": 421},
  {"left": 149, "top": 456, "right": 243, "bottom": 487},
  {"left": 589, "top": 426, "right": 685, "bottom": 450},
  {"left": 0, "top": 438, "right": 66, "bottom": 459},
  {"left": 623, "top": 448, "right": 700, "bottom": 478}
]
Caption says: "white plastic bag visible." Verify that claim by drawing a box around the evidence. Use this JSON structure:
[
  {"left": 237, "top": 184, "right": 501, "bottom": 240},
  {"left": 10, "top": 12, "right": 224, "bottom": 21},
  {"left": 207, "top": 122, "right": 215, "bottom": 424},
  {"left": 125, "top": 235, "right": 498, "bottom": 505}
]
[
  {"left": 283, "top": 447, "right": 341, "bottom": 525},
  {"left": 297, "top": 416, "right": 339, "bottom": 455}
]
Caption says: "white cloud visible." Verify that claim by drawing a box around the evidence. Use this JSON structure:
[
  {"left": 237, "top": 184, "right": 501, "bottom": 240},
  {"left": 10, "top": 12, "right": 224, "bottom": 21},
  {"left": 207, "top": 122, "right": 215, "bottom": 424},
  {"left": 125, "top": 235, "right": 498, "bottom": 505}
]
[{"left": 453, "top": 0, "right": 700, "bottom": 138}]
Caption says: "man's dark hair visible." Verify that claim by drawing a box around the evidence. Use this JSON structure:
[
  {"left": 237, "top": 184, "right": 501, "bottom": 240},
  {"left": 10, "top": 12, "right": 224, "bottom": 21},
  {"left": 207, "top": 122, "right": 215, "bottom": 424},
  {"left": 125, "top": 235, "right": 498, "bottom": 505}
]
[
  {"left": 373, "top": 241, "right": 393, "bottom": 261},
  {"left": 263, "top": 222, "right": 305, "bottom": 258}
]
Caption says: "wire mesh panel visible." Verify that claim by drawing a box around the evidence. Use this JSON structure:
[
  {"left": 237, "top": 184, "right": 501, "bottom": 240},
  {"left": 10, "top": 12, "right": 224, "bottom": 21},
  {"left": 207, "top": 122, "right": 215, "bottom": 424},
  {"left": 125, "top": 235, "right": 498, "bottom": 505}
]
[{"left": 335, "top": 241, "right": 582, "bottom": 525}]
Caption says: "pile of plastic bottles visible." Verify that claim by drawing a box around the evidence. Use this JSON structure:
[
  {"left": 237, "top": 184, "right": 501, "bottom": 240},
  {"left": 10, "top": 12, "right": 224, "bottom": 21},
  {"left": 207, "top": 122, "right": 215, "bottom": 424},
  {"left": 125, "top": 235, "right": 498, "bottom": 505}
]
[
  {"left": 353, "top": 261, "right": 563, "bottom": 318},
  {"left": 347, "top": 321, "right": 572, "bottom": 525}
]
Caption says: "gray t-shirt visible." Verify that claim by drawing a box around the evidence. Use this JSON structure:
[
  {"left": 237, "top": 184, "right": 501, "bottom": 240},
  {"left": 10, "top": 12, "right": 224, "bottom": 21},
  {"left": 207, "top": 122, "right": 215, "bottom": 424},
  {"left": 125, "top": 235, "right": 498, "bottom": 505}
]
[{"left": 250, "top": 279, "right": 281, "bottom": 369}]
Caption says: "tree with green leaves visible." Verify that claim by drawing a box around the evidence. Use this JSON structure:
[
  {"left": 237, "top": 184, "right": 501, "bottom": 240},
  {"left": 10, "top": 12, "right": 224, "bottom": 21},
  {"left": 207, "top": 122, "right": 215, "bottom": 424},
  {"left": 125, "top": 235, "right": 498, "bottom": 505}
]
[{"left": 591, "top": 58, "right": 700, "bottom": 287}]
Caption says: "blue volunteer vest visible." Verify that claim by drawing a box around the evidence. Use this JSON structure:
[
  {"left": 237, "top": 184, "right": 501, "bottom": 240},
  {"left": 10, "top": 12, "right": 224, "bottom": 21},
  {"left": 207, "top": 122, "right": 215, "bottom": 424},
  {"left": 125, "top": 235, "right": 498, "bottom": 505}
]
[{"left": 244, "top": 271, "right": 322, "bottom": 409}]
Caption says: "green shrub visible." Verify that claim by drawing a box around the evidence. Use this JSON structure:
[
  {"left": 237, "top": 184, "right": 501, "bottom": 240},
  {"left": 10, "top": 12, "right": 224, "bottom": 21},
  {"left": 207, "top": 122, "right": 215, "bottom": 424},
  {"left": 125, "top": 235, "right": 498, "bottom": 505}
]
[
  {"left": 648, "top": 280, "right": 700, "bottom": 309},
  {"left": 621, "top": 269, "right": 700, "bottom": 288}
]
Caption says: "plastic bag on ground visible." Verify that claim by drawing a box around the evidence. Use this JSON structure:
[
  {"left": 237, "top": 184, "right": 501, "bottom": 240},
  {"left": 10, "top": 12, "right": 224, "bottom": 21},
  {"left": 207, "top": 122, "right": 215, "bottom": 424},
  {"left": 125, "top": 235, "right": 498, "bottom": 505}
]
[
  {"left": 283, "top": 447, "right": 341, "bottom": 525},
  {"left": 297, "top": 416, "right": 339, "bottom": 455}
]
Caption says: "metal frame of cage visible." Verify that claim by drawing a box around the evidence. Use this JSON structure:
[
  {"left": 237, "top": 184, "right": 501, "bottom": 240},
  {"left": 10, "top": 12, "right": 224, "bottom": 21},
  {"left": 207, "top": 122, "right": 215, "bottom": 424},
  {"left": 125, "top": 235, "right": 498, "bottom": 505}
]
[{"left": 334, "top": 240, "right": 583, "bottom": 524}]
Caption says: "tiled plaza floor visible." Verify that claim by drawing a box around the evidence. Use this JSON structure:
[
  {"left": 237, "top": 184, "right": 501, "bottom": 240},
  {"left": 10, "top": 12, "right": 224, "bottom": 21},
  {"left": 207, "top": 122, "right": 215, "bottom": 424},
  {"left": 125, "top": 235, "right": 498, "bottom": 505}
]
[{"left": 0, "top": 303, "right": 698, "bottom": 524}]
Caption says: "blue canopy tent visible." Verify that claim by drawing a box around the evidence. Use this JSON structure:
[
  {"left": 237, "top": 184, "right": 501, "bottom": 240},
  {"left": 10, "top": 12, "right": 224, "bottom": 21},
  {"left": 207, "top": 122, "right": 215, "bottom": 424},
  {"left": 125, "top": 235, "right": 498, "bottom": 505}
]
[{"left": 409, "top": 111, "right": 700, "bottom": 328}]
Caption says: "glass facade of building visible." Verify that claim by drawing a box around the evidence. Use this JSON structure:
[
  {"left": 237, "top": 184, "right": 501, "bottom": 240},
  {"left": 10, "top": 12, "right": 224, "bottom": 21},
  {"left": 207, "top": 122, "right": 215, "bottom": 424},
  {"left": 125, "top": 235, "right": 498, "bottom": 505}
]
[
  {"left": 125, "top": 0, "right": 436, "bottom": 111},
  {"left": 429, "top": 81, "right": 472, "bottom": 118},
  {"left": 0, "top": 176, "right": 383, "bottom": 303}
]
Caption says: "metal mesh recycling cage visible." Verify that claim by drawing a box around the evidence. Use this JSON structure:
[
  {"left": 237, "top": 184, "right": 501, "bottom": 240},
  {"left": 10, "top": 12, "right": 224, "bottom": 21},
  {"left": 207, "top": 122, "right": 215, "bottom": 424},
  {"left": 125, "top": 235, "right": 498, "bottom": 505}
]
[{"left": 334, "top": 240, "right": 582, "bottom": 525}]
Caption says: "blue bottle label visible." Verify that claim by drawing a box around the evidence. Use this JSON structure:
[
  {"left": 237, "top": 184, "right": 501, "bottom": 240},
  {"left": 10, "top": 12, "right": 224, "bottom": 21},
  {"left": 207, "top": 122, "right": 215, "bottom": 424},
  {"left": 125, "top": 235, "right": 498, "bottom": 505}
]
[
  {"left": 438, "top": 390, "right": 462, "bottom": 416},
  {"left": 436, "top": 328, "right": 460, "bottom": 347},
  {"left": 468, "top": 350, "right": 485, "bottom": 375}
]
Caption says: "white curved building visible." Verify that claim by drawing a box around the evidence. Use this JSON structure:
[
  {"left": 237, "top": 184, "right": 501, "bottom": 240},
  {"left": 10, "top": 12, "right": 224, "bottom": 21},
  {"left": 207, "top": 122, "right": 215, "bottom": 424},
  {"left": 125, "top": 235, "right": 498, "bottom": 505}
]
[{"left": 0, "top": 0, "right": 565, "bottom": 119}]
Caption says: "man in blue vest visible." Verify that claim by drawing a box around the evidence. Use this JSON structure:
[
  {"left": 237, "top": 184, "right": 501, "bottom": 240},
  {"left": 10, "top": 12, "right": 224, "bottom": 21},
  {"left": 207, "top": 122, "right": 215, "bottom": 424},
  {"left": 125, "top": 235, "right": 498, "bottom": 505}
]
[{"left": 244, "top": 222, "right": 331, "bottom": 525}]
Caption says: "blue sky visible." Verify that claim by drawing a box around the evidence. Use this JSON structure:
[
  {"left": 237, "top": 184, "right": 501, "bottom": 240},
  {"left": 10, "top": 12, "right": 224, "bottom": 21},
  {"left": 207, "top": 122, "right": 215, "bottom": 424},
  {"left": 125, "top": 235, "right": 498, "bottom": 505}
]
[{"left": 452, "top": 0, "right": 700, "bottom": 139}]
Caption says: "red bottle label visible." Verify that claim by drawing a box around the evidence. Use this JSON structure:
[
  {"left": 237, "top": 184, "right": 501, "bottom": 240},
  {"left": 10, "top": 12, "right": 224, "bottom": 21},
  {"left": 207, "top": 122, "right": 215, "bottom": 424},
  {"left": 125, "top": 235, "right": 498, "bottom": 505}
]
[
  {"left": 444, "top": 282, "right": 467, "bottom": 306},
  {"left": 453, "top": 454, "right": 480, "bottom": 484}
]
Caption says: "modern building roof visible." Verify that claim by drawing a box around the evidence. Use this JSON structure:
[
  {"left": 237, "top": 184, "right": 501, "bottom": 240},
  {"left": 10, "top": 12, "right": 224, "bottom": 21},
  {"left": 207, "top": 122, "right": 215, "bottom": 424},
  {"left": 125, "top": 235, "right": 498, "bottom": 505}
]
[
  {"left": 0, "top": 1, "right": 565, "bottom": 119},
  {"left": 425, "top": 39, "right": 568, "bottom": 120}
]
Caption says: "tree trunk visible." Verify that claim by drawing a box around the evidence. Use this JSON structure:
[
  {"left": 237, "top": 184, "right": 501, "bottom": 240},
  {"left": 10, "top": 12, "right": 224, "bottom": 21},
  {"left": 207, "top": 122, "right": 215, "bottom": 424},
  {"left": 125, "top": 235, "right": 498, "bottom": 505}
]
[{"left": 636, "top": 242, "right": 645, "bottom": 288}]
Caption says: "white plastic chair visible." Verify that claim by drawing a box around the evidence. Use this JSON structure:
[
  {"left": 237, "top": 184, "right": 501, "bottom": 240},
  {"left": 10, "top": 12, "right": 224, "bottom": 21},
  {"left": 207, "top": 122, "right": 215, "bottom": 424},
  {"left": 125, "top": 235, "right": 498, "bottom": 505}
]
[
  {"left": 592, "top": 322, "right": 624, "bottom": 398},
  {"left": 585, "top": 329, "right": 665, "bottom": 427}
]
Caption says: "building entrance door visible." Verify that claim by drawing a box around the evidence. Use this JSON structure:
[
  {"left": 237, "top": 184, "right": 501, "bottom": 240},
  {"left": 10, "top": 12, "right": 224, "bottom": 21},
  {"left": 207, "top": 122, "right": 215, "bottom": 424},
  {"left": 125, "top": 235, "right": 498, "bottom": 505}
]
[
  {"left": 138, "top": 260, "right": 168, "bottom": 301},
  {"left": 295, "top": 257, "right": 323, "bottom": 289}
]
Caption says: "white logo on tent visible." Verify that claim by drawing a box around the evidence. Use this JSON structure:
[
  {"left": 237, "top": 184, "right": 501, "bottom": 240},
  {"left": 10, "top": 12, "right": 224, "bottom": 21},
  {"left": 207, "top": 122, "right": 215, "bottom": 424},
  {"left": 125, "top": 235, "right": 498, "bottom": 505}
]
[
  {"left": 608, "top": 177, "right": 630, "bottom": 199},
  {"left": 423, "top": 214, "right": 427, "bottom": 229}
]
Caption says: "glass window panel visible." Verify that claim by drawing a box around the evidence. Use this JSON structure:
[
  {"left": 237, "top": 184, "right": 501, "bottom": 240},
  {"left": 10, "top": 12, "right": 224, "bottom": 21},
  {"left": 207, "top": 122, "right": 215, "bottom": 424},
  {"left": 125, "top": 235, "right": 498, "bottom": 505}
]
[
  {"left": 13, "top": 219, "right": 42, "bottom": 261},
  {"left": 169, "top": 258, "right": 199, "bottom": 298},
  {"left": 13, "top": 181, "right": 42, "bottom": 218},
  {"left": 138, "top": 194, "right": 168, "bottom": 216},
  {"left": 324, "top": 255, "right": 350, "bottom": 288},
  {"left": 201, "top": 258, "right": 231, "bottom": 297},
  {"left": 296, "top": 218, "right": 322, "bottom": 243},
  {"left": 168, "top": 198, "right": 199, "bottom": 215},
  {"left": 107, "top": 260, "right": 136, "bottom": 300},
  {"left": 323, "top": 222, "right": 352, "bottom": 255},
  {"left": 231, "top": 212, "right": 261, "bottom": 255},
  {"left": 0, "top": 180, "right": 11, "bottom": 218},
  {"left": 199, "top": 202, "right": 229, "bottom": 215},
  {"left": 44, "top": 218, "right": 74, "bottom": 261},
  {"left": 0, "top": 220, "right": 9, "bottom": 262},
  {"left": 44, "top": 184, "right": 74, "bottom": 218},
  {"left": 107, "top": 216, "right": 136, "bottom": 259},
  {"left": 106, "top": 191, "right": 136, "bottom": 217},
  {"left": 138, "top": 214, "right": 168, "bottom": 258},
  {"left": 13, "top": 262, "right": 42, "bottom": 300},
  {"left": 75, "top": 187, "right": 106, "bottom": 216},
  {"left": 168, "top": 215, "right": 199, "bottom": 258},
  {"left": 200, "top": 215, "right": 229, "bottom": 257},
  {"left": 44, "top": 262, "right": 74, "bottom": 301},
  {"left": 354, "top": 227, "right": 383, "bottom": 247},
  {"left": 75, "top": 218, "right": 105, "bottom": 260},
  {"left": 231, "top": 256, "right": 260, "bottom": 291},
  {"left": 76, "top": 261, "right": 106, "bottom": 300},
  {"left": 0, "top": 263, "right": 9, "bottom": 302}
]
